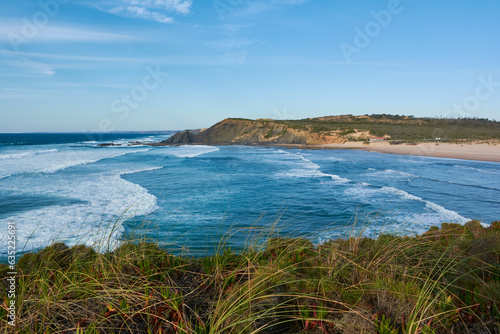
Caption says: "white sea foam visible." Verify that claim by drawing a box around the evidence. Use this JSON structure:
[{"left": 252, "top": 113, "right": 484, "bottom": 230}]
[
  {"left": 453, "top": 165, "right": 500, "bottom": 175},
  {"left": 321, "top": 156, "right": 346, "bottom": 162},
  {"left": 367, "top": 169, "right": 418, "bottom": 178},
  {"left": 42, "top": 149, "right": 149, "bottom": 174},
  {"left": 104, "top": 139, "right": 132, "bottom": 147},
  {"left": 273, "top": 151, "right": 351, "bottom": 183},
  {"left": 344, "top": 184, "right": 468, "bottom": 226},
  {"left": 157, "top": 145, "right": 219, "bottom": 158},
  {"left": 119, "top": 166, "right": 163, "bottom": 175},
  {"left": 380, "top": 186, "right": 423, "bottom": 201},
  {"left": 317, "top": 206, "right": 469, "bottom": 245},
  {"left": 384, "top": 169, "right": 418, "bottom": 178},
  {"left": 140, "top": 135, "right": 172, "bottom": 143},
  {"left": 406, "top": 159, "right": 434, "bottom": 164},
  {"left": 0, "top": 149, "right": 58, "bottom": 160},
  {"left": 0, "top": 148, "right": 149, "bottom": 179},
  {"left": 423, "top": 201, "right": 469, "bottom": 223},
  {"left": 317, "top": 219, "right": 429, "bottom": 243},
  {"left": 0, "top": 148, "right": 162, "bottom": 252},
  {"left": 276, "top": 152, "right": 351, "bottom": 183},
  {"left": 0, "top": 165, "right": 159, "bottom": 252}
]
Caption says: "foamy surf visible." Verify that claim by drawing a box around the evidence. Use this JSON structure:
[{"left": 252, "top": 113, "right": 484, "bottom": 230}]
[
  {"left": 344, "top": 184, "right": 468, "bottom": 226},
  {"left": 42, "top": 149, "right": 150, "bottom": 174},
  {"left": 156, "top": 145, "right": 220, "bottom": 158},
  {"left": 0, "top": 149, "right": 58, "bottom": 160},
  {"left": 0, "top": 148, "right": 149, "bottom": 179},
  {"left": 119, "top": 166, "right": 164, "bottom": 176},
  {"left": 1, "top": 139, "right": 497, "bottom": 254},
  {"left": 379, "top": 169, "right": 419, "bottom": 178},
  {"left": 453, "top": 165, "right": 500, "bottom": 175},
  {"left": 273, "top": 151, "right": 351, "bottom": 183},
  {"left": 0, "top": 165, "right": 159, "bottom": 253}
]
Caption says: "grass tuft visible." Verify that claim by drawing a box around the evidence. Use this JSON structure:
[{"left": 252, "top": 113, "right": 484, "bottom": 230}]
[{"left": 1, "top": 219, "right": 499, "bottom": 333}]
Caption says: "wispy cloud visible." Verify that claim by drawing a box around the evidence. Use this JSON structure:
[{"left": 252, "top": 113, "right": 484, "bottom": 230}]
[
  {"left": 0, "top": 23, "right": 134, "bottom": 43},
  {"left": 0, "top": 50, "right": 150, "bottom": 63},
  {"left": 109, "top": 5, "right": 174, "bottom": 23},
  {"left": 130, "top": 0, "right": 192, "bottom": 14},
  {"left": 203, "top": 38, "right": 260, "bottom": 51},
  {"left": 202, "top": 22, "right": 266, "bottom": 67},
  {"left": 232, "top": 0, "right": 310, "bottom": 17},
  {"left": 94, "top": 0, "right": 193, "bottom": 23},
  {"left": 247, "top": 55, "right": 410, "bottom": 67},
  {"left": 5, "top": 57, "right": 56, "bottom": 76}
]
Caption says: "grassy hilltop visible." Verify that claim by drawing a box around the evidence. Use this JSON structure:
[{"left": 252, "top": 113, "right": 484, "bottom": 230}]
[
  {"left": 270, "top": 115, "right": 500, "bottom": 142},
  {"left": 2, "top": 220, "right": 500, "bottom": 333},
  {"left": 157, "top": 115, "right": 500, "bottom": 146}
]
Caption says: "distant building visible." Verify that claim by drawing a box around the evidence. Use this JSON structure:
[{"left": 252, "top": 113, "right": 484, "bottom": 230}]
[{"left": 370, "top": 137, "right": 387, "bottom": 142}]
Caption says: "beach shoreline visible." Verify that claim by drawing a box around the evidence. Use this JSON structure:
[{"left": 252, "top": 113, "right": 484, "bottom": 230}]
[{"left": 305, "top": 142, "right": 500, "bottom": 163}]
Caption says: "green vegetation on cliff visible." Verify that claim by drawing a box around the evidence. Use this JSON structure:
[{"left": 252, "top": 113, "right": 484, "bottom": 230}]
[
  {"left": 2, "top": 220, "right": 500, "bottom": 333},
  {"left": 267, "top": 114, "right": 500, "bottom": 141},
  {"left": 158, "top": 115, "right": 500, "bottom": 146}
]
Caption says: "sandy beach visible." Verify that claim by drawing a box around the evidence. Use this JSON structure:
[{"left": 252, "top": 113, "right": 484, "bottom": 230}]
[{"left": 313, "top": 142, "right": 500, "bottom": 163}]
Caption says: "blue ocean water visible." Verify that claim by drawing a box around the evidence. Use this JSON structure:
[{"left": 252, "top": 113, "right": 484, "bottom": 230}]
[{"left": 1, "top": 133, "right": 499, "bottom": 256}]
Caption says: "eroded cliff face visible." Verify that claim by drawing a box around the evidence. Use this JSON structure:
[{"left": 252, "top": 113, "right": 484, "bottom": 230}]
[{"left": 160, "top": 119, "right": 347, "bottom": 145}]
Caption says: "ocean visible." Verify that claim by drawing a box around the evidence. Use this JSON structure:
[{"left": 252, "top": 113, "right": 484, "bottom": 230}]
[{"left": 1, "top": 133, "right": 499, "bottom": 256}]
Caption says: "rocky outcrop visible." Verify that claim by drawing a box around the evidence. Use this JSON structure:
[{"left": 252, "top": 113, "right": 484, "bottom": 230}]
[
  {"left": 160, "top": 130, "right": 197, "bottom": 145},
  {"left": 156, "top": 118, "right": 346, "bottom": 146}
]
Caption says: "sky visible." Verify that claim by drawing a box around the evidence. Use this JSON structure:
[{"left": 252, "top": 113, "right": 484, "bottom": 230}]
[{"left": 0, "top": 0, "right": 499, "bottom": 132}]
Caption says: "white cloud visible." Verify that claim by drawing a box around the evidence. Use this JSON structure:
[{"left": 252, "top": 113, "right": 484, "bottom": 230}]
[
  {"left": 272, "top": 0, "right": 309, "bottom": 4},
  {"left": 103, "top": 0, "right": 193, "bottom": 23},
  {"left": 203, "top": 38, "right": 259, "bottom": 51},
  {"left": 126, "top": 0, "right": 193, "bottom": 14},
  {"left": 232, "top": 0, "right": 310, "bottom": 17},
  {"left": 110, "top": 6, "right": 174, "bottom": 23},
  {"left": 0, "top": 23, "right": 134, "bottom": 43},
  {"left": 7, "top": 57, "right": 56, "bottom": 76},
  {"left": 0, "top": 50, "right": 149, "bottom": 63}
]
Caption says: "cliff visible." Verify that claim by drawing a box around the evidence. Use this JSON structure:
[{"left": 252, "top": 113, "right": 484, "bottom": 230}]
[
  {"left": 155, "top": 115, "right": 500, "bottom": 146},
  {"left": 157, "top": 118, "right": 346, "bottom": 146},
  {"left": 161, "top": 130, "right": 196, "bottom": 144}
]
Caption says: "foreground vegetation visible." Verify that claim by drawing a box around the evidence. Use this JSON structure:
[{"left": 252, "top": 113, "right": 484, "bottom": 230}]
[{"left": 1, "top": 220, "right": 500, "bottom": 333}]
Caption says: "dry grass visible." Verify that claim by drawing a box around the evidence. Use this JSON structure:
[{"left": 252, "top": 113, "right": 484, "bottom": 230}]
[{"left": 1, "top": 219, "right": 499, "bottom": 333}]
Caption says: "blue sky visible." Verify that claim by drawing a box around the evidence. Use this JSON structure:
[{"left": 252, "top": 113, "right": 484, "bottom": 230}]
[{"left": 1, "top": 0, "right": 499, "bottom": 132}]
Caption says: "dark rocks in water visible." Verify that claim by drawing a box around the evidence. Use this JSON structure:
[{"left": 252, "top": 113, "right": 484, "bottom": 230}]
[
  {"left": 99, "top": 141, "right": 145, "bottom": 147},
  {"left": 98, "top": 143, "right": 119, "bottom": 147},
  {"left": 159, "top": 131, "right": 196, "bottom": 145}
]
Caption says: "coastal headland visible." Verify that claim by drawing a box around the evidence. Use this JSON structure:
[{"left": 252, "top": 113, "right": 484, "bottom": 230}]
[{"left": 147, "top": 115, "right": 500, "bottom": 162}]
